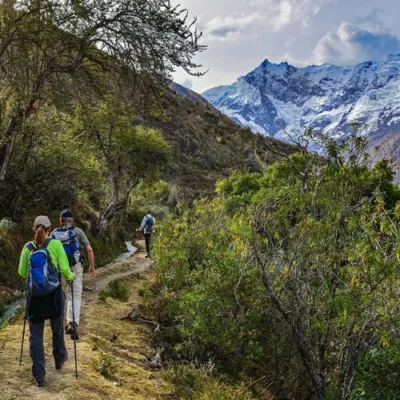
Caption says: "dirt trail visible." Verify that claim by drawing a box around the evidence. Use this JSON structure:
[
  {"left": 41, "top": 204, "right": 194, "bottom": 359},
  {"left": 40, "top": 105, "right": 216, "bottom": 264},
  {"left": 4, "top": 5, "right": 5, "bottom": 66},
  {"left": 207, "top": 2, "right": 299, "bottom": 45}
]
[{"left": 0, "top": 251, "right": 172, "bottom": 400}]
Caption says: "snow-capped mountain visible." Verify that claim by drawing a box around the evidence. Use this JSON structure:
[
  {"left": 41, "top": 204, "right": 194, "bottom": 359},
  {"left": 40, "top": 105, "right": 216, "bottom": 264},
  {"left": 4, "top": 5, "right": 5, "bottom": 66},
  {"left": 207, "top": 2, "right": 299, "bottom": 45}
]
[{"left": 202, "top": 55, "right": 400, "bottom": 146}]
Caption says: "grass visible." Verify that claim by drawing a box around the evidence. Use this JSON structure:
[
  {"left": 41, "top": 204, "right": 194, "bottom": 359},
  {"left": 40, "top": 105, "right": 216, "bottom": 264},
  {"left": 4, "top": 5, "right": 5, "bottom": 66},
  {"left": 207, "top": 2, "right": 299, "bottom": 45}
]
[{"left": 167, "top": 364, "right": 255, "bottom": 400}]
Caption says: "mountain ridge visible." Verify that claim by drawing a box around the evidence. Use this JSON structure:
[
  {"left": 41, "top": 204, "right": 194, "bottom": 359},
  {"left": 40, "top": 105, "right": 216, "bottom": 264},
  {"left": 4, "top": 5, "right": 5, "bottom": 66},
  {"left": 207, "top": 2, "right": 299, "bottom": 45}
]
[{"left": 202, "top": 55, "right": 400, "bottom": 148}]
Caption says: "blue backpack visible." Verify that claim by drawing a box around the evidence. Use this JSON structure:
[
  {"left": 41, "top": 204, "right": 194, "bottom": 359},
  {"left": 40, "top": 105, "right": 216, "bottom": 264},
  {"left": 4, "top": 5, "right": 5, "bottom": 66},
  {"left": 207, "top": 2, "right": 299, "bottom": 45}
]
[
  {"left": 26, "top": 238, "right": 60, "bottom": 296},
  {"left": 145, "top": 216, "right": 154, "bottom": 231},
  {"left": 52, "top": 227, "right": 80, "bottom": 266}
]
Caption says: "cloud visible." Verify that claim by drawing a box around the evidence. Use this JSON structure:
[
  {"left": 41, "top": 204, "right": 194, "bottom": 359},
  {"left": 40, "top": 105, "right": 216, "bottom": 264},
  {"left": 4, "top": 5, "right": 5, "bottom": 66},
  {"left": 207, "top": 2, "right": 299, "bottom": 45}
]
[
  {"left": 311, "top": 22, "right": 400, "bottom": 65},
  {"left": 354, "top": 7, "right": 385, "bottom": 30},
  {"left": 251, "top": 0, "right": 334, "bottom": 32},
  {"left": 202, "top": 13, "right": 265, "bottom": 42}
]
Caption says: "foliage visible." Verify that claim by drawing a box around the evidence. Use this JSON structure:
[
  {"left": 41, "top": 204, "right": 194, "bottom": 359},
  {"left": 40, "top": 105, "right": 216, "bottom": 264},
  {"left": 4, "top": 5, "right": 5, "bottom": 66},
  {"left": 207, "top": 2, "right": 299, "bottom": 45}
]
[
  {"left": 0, "top": 0, "right": 205, "bottom": 184},
  {"left": 72, "top": 96, "right": 171, "bottom": 232},
  {"left": 100, "top": 279, "right": 130, "bottom": 302},
  {"left": 93, "top": 352, "right": 117, "bottom": 381},
  {"left": 151, "top": 133, "right": 400, "bottom": 399},
  {"left": 0, "top": 218, "right": 14, "bottom": 234},
  {"left": 350, "top": 346, "right": 400, "bottom": 400}
]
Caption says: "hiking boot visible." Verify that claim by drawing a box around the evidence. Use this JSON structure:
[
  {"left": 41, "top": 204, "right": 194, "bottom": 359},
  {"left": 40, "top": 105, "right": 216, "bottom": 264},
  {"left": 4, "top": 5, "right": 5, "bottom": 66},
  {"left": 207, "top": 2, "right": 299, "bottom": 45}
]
[
  {"left": 66, "top": 322, "right": 79, "bottom": 340},
  {"left": 145, "top": 254, "right": 151, "bottom": 259},
  {"left": 35, "top": 379, "right": 45, "bottom": 387},
  {"left": 56, "top": 355, "right": 68, "bottom": 370},
  {"left": 70, "top": 329, "right": 79, "bottom": 340}
]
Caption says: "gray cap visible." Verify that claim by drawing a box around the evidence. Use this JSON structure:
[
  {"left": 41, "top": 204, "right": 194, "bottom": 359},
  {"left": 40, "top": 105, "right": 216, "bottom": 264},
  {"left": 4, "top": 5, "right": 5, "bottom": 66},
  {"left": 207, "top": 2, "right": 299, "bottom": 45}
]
[{"left": 34, "top": 216, "right": 51, "bottom": 228}]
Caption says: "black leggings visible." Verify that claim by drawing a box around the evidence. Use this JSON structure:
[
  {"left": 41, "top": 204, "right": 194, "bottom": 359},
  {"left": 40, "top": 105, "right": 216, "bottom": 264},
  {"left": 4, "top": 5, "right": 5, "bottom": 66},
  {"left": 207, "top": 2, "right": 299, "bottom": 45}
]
[{"left": 144, "top": 233, "right": 151, "bottom": 256}]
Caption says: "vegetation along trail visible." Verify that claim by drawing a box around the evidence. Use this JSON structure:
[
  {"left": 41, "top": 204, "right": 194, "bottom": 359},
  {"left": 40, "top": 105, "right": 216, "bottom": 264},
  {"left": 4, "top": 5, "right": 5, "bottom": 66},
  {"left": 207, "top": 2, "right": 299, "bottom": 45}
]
[{"left": 0, "top": 248, "right": 171, "bottom": 400}]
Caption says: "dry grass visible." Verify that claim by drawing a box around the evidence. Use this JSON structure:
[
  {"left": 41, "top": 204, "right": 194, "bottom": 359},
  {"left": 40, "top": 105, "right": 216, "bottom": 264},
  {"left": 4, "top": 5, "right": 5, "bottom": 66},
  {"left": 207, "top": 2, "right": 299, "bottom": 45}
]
[{"left": 0, "top": 255, "right": 172, "bottom": 400}]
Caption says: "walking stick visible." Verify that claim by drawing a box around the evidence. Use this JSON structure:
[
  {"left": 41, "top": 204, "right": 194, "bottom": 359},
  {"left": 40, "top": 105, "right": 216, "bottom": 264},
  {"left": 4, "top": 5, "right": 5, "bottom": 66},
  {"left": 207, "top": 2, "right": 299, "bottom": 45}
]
[
  {"left": 19, "top": 315, "right": 27, "bottom": 366},
  {"left": 19, "top": 293, "right": 30, "bottom": 366},
  {"left": 70, "top": 281, "right": 78, "bottom": 379}
]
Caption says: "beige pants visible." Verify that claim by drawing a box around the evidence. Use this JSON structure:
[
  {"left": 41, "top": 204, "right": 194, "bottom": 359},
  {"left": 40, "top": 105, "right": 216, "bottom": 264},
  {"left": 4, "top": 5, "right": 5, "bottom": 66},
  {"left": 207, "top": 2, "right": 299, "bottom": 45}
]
[{"left": 66, "top": 262, "right": 83, "bottom": 326}]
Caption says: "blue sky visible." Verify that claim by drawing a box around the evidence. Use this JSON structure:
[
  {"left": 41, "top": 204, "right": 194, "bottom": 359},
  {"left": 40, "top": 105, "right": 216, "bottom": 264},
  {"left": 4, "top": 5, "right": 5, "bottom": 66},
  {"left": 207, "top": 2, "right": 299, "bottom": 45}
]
[{"left": 172, "top": 0, "right": 400, "bottom": 93}]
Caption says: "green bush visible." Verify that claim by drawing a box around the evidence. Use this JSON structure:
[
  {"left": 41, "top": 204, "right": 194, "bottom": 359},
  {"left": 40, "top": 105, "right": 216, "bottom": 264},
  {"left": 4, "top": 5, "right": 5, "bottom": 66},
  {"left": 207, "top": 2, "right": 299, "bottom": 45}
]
[
  {"left": 93, "top": 352, "right": 117, "bottom": 381},
  {"left": 100, "top": 279, "right": 129, "bottom": 302},
  {"left": 351, "top": 347, "right": 400, "bottom": 400}
]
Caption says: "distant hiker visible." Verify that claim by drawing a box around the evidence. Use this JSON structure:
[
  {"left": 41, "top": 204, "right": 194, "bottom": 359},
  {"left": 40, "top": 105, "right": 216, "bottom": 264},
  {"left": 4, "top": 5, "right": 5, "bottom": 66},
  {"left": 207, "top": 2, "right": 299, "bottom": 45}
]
[
  {"left": 140, "top": 210, "right": 155, "bottom": 258},
  {"left": 18, "top": 216, "right": 75, "bottom": 387},
  {"left": 52, "top": 208, "right": 95, "bottom": 340}
]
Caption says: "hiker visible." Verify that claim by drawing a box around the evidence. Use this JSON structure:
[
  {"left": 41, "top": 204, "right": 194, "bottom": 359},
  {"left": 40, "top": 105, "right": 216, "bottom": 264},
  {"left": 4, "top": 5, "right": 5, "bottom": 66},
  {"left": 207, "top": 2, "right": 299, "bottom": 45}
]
[
  {"left": 52, "top": 209, "right": 95, "bottom": 340},
  {"left": 18, "top": 216, "right": 75, "bottom": 387},
  {"left": 140, "top": 210, "right": 155, "bottom": 258}
]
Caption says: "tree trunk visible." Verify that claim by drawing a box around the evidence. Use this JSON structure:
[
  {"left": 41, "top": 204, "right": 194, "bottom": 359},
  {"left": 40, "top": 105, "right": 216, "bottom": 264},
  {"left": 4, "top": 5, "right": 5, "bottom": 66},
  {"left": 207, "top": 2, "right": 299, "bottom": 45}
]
[
  {"left": 0, "top": 111, "right": 23, "bottom": 183},
  {"left": 0, "top": 101, "right": 36, "bottom": 183}
]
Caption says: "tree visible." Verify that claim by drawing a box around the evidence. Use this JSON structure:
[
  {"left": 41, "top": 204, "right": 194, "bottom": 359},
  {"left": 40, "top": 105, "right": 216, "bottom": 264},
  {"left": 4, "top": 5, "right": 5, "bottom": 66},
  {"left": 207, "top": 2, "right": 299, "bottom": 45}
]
[
  {"left": 0, "top": 0, "right": 205, "bottom": 183},
  {"left": 73, "top": 95, "right": 171, "bottom": 234}
]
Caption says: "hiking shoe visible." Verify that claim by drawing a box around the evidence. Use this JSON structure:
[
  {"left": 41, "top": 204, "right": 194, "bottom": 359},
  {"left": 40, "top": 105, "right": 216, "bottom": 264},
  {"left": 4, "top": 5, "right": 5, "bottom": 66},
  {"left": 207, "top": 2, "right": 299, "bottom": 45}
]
[
  {"left": 66, "top": 322, "right": 79, "bottom": 340},
  {"left": 65, "top": 322, "right": 74, "bottom": 334},
  {"left": 35, "top": 379, "right": 45, "bottom": 387},
  {"left": 56, "top": 355, "right": 68, "bottom": 370},
  {"left": 145, "top": 254, "right": 151, "bottom": 259},
  {"left": 70, "top": 329, "right": 79, "bottom": 340}
]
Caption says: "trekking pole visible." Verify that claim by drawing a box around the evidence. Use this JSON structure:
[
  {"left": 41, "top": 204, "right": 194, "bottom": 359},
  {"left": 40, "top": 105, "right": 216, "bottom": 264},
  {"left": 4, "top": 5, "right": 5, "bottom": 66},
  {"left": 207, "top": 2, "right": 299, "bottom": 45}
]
[
  {"left": 70, "top": 281, "right": 78, "bottom": 379},
  {"left": 19, "top": 315, "right": 27, "bottom": 366},
  {"left": 19, "top": 294, "right": 29, "bottom": 366}
]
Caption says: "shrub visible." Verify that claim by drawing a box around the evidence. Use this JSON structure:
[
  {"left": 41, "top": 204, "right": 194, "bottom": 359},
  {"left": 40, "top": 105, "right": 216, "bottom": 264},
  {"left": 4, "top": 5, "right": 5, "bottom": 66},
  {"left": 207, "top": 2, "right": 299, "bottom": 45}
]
[
  {"left": 101, "top": 279, "right": 129, "bottom": 302},
  {"left": 93, "top": 352, "right": 117, "bottom": 380}
]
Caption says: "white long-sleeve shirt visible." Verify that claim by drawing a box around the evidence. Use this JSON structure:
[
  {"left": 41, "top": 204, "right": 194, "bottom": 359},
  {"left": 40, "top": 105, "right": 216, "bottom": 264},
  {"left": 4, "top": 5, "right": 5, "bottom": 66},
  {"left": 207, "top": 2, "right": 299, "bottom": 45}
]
[{"left": 140, "top": 214, "right": 155, "bottom": 234}]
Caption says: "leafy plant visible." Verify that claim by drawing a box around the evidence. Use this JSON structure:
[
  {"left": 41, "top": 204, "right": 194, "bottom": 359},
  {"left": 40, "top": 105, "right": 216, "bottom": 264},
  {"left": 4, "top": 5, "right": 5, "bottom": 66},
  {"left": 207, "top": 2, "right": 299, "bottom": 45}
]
[
  {"left": 99, "top": 279, "right": 129, "bottom": 302},
  {"left": 93, "top": 352, "right": 117, "bottom": 381}
]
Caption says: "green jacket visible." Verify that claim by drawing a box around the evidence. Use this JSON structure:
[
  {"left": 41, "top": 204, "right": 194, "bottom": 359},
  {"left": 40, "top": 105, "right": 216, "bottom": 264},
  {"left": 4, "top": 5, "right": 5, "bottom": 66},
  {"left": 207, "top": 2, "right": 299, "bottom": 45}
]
[{"left": 18, "top": 238, "right": 74, "bottom": 281}]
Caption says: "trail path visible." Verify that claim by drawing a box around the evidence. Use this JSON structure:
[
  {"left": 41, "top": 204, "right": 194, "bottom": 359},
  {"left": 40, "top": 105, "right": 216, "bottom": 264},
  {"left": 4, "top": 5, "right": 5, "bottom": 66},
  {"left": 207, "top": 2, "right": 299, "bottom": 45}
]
[{"left": 0, "top": 250, "right": 171, "bottom": 400}]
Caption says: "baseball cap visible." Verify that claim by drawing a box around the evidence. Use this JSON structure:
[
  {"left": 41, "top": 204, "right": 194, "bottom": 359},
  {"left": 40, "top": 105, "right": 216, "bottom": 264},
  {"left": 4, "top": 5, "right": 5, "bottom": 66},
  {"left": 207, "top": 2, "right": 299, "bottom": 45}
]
[
  {"left": 60, "top": 209, "right": 73, "bottom": 219},
  {"left": 34, "top": 216, "right": 51, "bottom": 228}
]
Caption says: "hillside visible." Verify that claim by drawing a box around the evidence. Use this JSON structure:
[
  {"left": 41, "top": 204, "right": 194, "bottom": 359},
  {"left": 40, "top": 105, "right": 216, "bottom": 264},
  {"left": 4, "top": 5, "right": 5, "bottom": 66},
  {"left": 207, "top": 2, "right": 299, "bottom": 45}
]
[
  {"left": 141, "top": 83, "right": 296, "bottom": 200},
  {"left": 202, "top": 55, "right": 400, "bottom": 149}
]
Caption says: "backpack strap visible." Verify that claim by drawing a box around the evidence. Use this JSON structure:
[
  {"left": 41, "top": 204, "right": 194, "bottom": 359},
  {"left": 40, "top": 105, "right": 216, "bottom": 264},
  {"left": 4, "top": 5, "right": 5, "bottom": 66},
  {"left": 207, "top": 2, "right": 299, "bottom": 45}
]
[
  {"left": 27, "top": 242, "right": 36, "bottom": 252},
  {"left": 42, "top": 238, "right": 52, "bottom": 249}
]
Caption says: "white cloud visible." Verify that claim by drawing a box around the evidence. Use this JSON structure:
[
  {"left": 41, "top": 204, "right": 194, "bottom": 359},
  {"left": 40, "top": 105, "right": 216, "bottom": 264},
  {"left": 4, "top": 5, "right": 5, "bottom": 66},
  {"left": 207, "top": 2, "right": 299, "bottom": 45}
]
[
  {"left": 251, "top": 0, "right": 335, "bottom": 32},
  {"left": 311, "top": 22, "right": 400, "bottom": 65},
  {"left": 202, "top": 13, "right": 265, "bottom": 42}
]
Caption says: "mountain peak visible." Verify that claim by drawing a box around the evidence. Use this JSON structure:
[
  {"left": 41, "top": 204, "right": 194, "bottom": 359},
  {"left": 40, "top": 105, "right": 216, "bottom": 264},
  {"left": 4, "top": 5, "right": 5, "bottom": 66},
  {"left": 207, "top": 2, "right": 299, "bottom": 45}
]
[{"left": 202, "top": 55, "right": 400, "bottom": 143}]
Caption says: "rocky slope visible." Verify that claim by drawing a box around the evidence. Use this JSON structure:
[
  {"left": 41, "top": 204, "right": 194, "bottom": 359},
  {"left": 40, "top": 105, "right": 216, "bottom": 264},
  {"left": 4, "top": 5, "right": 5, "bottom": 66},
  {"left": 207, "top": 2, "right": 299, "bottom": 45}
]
[{"left": 203, "top": 55, "right": 400, "bottom": 149}]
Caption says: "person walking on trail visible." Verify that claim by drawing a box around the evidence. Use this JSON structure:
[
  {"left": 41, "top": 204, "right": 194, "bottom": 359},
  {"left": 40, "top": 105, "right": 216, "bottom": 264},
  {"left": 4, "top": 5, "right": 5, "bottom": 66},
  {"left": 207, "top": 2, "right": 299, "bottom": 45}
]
[
  {"left": 18, "top": 216, "right": 75, "bottom": 387},
  {"left": 140, "top": 210, "right": 155, "bottom": 258},
  {"left": 51, "top": 208, "right": 95, "bottom": 340}
]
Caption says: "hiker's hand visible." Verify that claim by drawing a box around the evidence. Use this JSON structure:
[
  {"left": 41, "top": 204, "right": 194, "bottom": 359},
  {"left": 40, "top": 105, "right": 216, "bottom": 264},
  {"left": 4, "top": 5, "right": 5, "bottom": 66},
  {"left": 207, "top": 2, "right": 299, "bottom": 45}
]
[
  {"left": 88, "top": 265, "right": 95, "bottom": 277},
  {"left": 68, "top": 273, "right": 75, "bottom": 281}
]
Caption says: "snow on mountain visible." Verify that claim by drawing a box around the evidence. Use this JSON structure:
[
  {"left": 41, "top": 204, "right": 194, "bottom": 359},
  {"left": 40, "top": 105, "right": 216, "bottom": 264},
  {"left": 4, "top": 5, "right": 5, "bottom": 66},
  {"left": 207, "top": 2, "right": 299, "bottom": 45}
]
[{"left": 202, "top": 55, "right": 400, "bottom": 145}]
